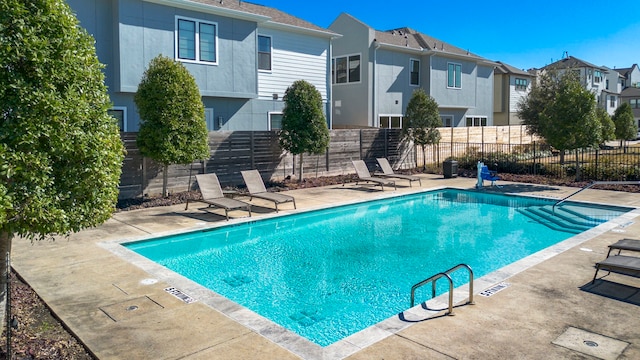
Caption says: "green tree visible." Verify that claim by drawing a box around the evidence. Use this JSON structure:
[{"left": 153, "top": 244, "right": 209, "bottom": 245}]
[
  {"left": 134, "top": 55, "right": 209, "bottom": 196},
  {"left": 402, "top": 89, "right": 441, "bottom": 170},
  {"left": 518, "top": 71, "right": 600, "bottom": 179},
  {"left": 0, "top": 0, "right": 124, "bottom": 322},
  {"left": 596, "top": 107, "right": 615, "bottom": 145},
  {"left": 279, "top": 80, "right": 330, "bottom": 181},
  {"left": 612, "top": 102, "right": 637, "bottom": 150}
]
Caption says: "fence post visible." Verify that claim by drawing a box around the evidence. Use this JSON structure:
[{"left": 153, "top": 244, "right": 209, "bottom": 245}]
[{"left": 250, "top": 132, "right": 255, "bottom": 169}]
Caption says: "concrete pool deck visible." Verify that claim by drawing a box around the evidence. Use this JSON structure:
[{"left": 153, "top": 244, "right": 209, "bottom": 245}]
[{"left": 10, "top": 174, "right": 640, "bottom": 359}]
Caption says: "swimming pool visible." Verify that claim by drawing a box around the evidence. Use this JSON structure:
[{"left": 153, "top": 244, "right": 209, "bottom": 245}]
[{"left": 124, "top": 189, "right": 630, "bottom": 347}]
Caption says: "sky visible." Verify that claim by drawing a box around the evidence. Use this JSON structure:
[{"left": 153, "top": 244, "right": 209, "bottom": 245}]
[{"left": 252, "top": 0, "right": 640, "bottom": 71}]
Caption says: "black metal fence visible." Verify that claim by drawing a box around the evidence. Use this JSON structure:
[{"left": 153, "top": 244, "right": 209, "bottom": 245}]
[{"left": 426, "top": 142, "right": 640, "bottom": 182}]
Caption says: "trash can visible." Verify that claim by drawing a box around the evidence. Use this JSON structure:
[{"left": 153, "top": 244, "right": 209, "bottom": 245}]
[{"left": 443, "top": 159, "right": 458, "bottom": 178}]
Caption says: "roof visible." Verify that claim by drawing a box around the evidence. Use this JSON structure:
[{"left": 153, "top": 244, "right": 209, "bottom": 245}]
[
  {"left": 154, "top": 0, "right": 339, "bottom": 37},
  {"left": 616, "top": 64, "right": 639, "bottom": 77},
  {"left": 373, "top": 27, "right": 491, "bottom": 63},
  {"left": 542, "top": 55, "right": 608, "bottom": 72},
  {"left": 620, "top": 86, "right": 640, "bottom": 97},
  {"left": 495, "top": 61, "right": 533, "bottom": 76}
]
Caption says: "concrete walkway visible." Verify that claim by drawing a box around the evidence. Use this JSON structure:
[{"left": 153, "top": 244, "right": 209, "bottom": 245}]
[{"left": 11, "top": 174, "right": 640, "bottom": 359}]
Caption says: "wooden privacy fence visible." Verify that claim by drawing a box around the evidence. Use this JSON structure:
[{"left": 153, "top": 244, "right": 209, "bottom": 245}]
[
  {"left": 119, "top": 125, "right": 534, "bottom": 199},
  {"left": 119, "top": 129, "right": 414, "bottom": 199}
]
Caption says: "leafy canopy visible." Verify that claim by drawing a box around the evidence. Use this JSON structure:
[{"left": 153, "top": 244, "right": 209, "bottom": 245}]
[
  {"left": 518, "top": 71, "right": 601, "bottom": 151},
  {"left": 279, "top": 80, "right": 330, "bottom": 155},
  {"left": 402, "top": 88, "right": 441, "bottom": 147},
  {"left": 612, "top": 102, "right": 637, "bottom": 141},
  {"left": 135, "top": 55, "right": 209, "bottom": 166},
  {"left": 0, "top": 0, "right": 125, "bottom": 239},
  {"left": 596, "top": 107, "right": 615, "bottom": 143}
]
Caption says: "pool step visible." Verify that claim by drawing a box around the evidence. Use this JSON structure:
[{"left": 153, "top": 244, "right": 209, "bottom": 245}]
[{"left": 517, "top": 205, "right": 604, "bottom": 234}]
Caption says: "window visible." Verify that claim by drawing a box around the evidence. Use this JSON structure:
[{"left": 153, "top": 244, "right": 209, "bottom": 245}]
[
  {"left": 606, "top": 79, "right": 610, "bottom": 90},
  {"left": 447, "top": 62, "right": 461, "bottom": 88},
  {"left": 258, "top": 35, "right": 271, "bottom": 71},
  {"left": 465, "top": 116, "right": 487, "bottom": 127},
  {"left": 332, "top": 54, "right": 360, "bottom": 84},
  {"left": 594, "top": 70, "right": 602, "bottom": 83},
  {"left": 610, "top": 96, "right": 615, "bottom": 107},
  {"left": 379, "top": 115, "right": 403, "bottom": 129},
  {"left": 515, "top": 78, "right": 528, "bottom": 91},
  {"left": 176, "top": 17, "right": 217, "bottom": 64},
  {"left": 410, "top": 59, "right": 420, "bottom": 86},
  {"left": 269, "top": 112, "right": 283, "bottom": 130},
  {"left": 631, "top": 99, "right": 639, "bottom": 109},
  {"left": 440, "top": 115, "right": 453, "bottom": 127},
  {"left": 107, "top": 107, "right": 126, "bottom": 131}
]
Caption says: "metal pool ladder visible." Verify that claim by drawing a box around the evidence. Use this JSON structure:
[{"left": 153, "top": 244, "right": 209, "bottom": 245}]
[{"left": 410, "top": 263, "right": 474, "bottom": 315}]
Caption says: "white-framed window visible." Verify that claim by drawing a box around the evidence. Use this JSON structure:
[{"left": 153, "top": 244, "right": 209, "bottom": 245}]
[
  {"left": 440, "top": 115, "right": 453, "bottom": 127},
  {"left": 609, "top": 96, "right": 616, "bottom": 107},
  {"left": 410, "top": 59, "right": 420, "bottom": 86},
  {"left": 447, "top": 62, "right": 461, "bottom": 88},
  {"left": 631, "top": 98, "right": 639, "bottom": 109},
  {"left": 594, "top": 70, "right": 602, "bottom": 83},
  {"left": 465, "top": 116, "right": 487, "bottom": 127},
  {"left": 258, "top": 35, "right": 272, "bottom": 71},
  {"left": 204, "top": 108, "right": 215, "bottom": 131},
  {"left": 332, "top": 54, "right": 360, "bottom": 84},
  {"left": 269, "top": 111, "right": 283, "bottom": 130},
  {"left": 379, "top": 115, "right": 403, "bottom": 129},
  {"left": 515, "top": 78, "right": 528, "bottom": 91},
  {"left": 107, "top": 106, "right": 127, "bottom": 131},
  {"left": 175, "top": 16, "right": 217, "bottom": 64}
]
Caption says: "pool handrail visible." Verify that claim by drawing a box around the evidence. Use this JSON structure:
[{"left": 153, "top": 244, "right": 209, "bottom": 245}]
[
  {"left": 552, "top": 181, "right": 640, "bottom": 214},
  {"left": 410, "top": 263, "right": 474, "bottom": 315}
]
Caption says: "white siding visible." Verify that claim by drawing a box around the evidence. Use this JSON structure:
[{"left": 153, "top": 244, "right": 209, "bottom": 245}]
[
  {"left": 508, "top": 75, "right": 529, "bottom": 113},
  {"left": 257, "top": 28, "right": 329, "bottom": 100}
]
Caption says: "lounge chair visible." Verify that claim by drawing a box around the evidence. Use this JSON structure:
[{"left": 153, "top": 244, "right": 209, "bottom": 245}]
[
  {"left": 376, "top": 158, "right": 421, "bottom": 187},
  {"left": 592, "top": 254, "right": 640, "bottom": 284},
  {"left": 240, "top": 170, "right": 296, "bottom": 212},
  {"left": 351, "top": 160, "right": 396, "bottom": 191},
  {"left": 188, "top": 173, "right": 252, "bottom": 220},
  {"left": 480, "top": 165, "right": 501, "bottom": 187},
  {"left": 606, "top": 238, "right": 640, "bottom": 257}
]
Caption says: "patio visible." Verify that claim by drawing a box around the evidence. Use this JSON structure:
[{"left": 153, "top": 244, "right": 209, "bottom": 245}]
[{"left": 11, "top": 174, "right": 640, "bottom": 359}]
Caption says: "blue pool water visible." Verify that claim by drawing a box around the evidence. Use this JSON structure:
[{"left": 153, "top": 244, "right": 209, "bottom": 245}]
[{"left": 125, "top": 189, "right": 629, "bottom": 346}]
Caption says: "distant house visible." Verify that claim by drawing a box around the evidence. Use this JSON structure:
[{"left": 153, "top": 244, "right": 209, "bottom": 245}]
[
  {"left": 620, "top": 87, "right": 640, "bottom": 128},
  {"left": 542, "top": 56, "right": 620, "bottom": 115},
  {"left": 493, "top": 61, "right": 534, "bottom": 125},
  {"left": 67, "top": 0, "right": 339, "bottom": 131},
  {"left": 616, "top": 64, "right": 640, "bottom": 89},
  {"left": 328, "top": 13, "right": 497, "bottom": 129}
]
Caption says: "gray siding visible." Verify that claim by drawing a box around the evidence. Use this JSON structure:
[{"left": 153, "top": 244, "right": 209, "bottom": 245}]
[
  {"left": 329, "top": 14, "right": 373, "bottom": 128},
  {"left": 68, "top": 0, "right": 333, "bottom": 131}
]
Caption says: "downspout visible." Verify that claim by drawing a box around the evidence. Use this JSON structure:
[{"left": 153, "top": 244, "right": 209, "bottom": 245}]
[
  {"left": 328, "top": 39, "right": 333, "bottom": 129},
  {"left": 373, "top": 40, "right": 380, "bottom": 127}
]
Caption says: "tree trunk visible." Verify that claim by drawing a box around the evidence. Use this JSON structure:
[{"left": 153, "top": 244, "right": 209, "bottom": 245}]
[
  {"left": 162, "top": 164, "right": 168, "bottom": 197},
  {"left": 421, "top": 145, "right": 427, "bottom": 171},
  {"left": 0, "top": 230, "right": 13, "bottom": 336},
  {"left": 559, "top": 151, "right": 565, "bottom": 165},
  {"left": 575, "top": 149, "right": 581, "bottom": 181},
  {"left": 298, "top": 153, "right": 304, "bottom": 183}
]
